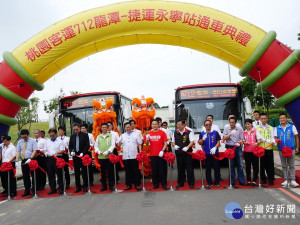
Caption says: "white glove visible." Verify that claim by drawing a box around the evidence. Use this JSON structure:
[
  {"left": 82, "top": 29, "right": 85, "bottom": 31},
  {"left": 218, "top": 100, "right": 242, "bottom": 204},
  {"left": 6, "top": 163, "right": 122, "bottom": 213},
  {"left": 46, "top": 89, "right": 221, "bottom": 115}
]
[
  {"left": 146, "top": 134, "right": 150, "bottom": 141},
  {"left": 261, "top": 138, "right": 266, "bottom": 142},
  {"left": 266, "top": 139, "right": 272, "bottom": 144},
  {"left": 15, "top": 162, "right": 19, "bottom": 168},
  {"left": 182, "top": 147, "right": 188, "bottom": 152},
  {"left": 103, "top": 151, "right": 109, "bottom": 156},
  {"left": 95, "top": 149, "right": 100, "bottom": 154},
  {"left": 158, "top": 151, "right": 164, "bottom": 157},
  {"left": 79, "top": 153, "right": 83, "bottom": 157},
  {"left": 210, "top": 147, "right": 217, "bottom": 155},
  {"left": 71, "top": 152, "right": 75, "bottom": 156},
  {"left": 202, "top": 134, "right": 207, "bottom": 140},
  {"left": 25, "top": 158, "right": 31, "bottom": 164},
  {"left": 236, "top": 143, "right": 240, "bottom": 147},
  {"left": 174, "top": 145, "right": 180, "bottom": 150},
  {"left": 231, "top": 130, "right": 236, "bottom": 135}
]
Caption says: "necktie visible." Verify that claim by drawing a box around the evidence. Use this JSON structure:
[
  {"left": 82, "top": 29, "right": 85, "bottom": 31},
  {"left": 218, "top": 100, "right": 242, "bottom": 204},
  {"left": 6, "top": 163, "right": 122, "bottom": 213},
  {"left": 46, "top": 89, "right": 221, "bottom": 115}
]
[
  {"left": 36, "top": 139, "right": 38, "bottom": 143},
  {"left": 76, "top": 135, "right": 79, "bottom": 152},
  {"left": 21, "top": 141, "right": 27, "bottom": 160},
  {"left": 257, "top": 121, "right": 259, "bottom": 125}
]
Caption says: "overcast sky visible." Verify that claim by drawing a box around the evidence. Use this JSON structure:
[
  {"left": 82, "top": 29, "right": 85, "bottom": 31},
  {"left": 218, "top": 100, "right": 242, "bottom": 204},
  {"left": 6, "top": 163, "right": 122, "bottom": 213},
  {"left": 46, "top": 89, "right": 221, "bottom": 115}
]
[{"left": 0, "top": 0, "right": 299, "bottom": 120}]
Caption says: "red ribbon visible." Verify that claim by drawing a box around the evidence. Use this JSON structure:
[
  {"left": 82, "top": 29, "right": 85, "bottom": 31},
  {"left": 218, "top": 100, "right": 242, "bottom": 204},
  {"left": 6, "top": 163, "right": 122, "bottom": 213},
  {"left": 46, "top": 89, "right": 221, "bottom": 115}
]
[
  {"left": 136, "top": 151, "right": 148, "bottom": 169},
  {"left": 108, "top": 154, "right": 120, "bottom": 164},
  {"left": 282, "top": 146, "right": 293, "bottom": 158},
  {"left": 253, "top": 146, "right": 265, "bottom": 158},
  {"left": 187, "top": 150, "right": 206, "bottom": 161},
  {"left": 224, "top": 148, "right": 235, "bottom": 159},
  {"left": 118, "top": 155, "right": 124, "bottom": 168},
  {"left": 35, "top": 150, "right": 44, "bottom": 157},
  {"left": 0, "top": 162, "right": 16, "bottom": 178},
  {"left": 163, "top": 152, "right": 176, "bottom": 165},
  {"left": 76, "top": 154, "right": 93, "bottom": 166},
  {"left": 53, "top": 155, "right": 73, "bottom": 170},
  {"left": 29, "top": 160, "right": 47, "bottom": 174}
]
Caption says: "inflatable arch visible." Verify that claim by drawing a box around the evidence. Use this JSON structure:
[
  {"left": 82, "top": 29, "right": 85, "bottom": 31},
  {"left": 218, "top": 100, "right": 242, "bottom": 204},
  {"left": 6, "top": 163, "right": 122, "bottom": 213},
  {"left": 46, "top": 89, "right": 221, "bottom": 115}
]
[{"left": 0, "top": 0, "right": 299, "bottom": 135}]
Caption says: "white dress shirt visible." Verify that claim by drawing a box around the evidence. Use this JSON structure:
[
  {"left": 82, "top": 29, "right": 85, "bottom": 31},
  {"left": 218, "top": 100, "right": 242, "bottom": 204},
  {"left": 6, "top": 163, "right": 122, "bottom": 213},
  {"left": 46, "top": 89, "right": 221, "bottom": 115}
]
[
  {"left": 2, "top": 143, "right": 16, "bottom": 162},
  {"left": 59, "top": 135, "right": 70, "bottom": 150},
  {"left": 35, "top": 137, "right": 47, "bottom": 151},
  {"left": 120, "top": 132, "right": 142, "bottom": 160},
  {"left": 133, "top": 129, "right": 144, "bottom": 143},
  {"left": 45, "top": 138, "right": 65, "bottom": 156},
  {"left": 109, "top": 130, "right": 120, "bottom": 145}
]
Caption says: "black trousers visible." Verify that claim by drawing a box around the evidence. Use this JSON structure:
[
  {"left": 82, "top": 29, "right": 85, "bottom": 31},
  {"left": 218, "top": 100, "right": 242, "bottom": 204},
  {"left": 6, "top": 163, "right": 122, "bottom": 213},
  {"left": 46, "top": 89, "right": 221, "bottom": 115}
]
[
  {"left": 260, "top": 150, "right": 274, "bottom": 183},
  {"left": 73, "top": 156, "right": 88, "bottom": 188},
  {"left": 62, "top": 154, "right": 70, "bottom": 186},
  {"left": 21, "top": 159, "right": 35, "bottom": 194},
  {"left": 205, "top": 155, "right": 220, "bottom": 185},
  {"left": 176, "top": 153, "right": 195, "bottom": 186},
  {"left": 36, "top": 155, "right": 47, "bottom": 189},
  {"left": 123, "top": 159, "right": 140, "bottom": 187},
  {"left": 87, "top": 152, "right": 94, "bottom": 185},
  {"left": 150, "top": 156, "right": 167, "bottom": 187},
  {"left": 1, "top": 162, "right": 16, "bottom": 195},
  {"left": 244, "top": 152, "right": 259, "bottom": 182},
  {"left": 99, "top": 159, "right": 114, "bottom": 188},
  {"left": 47, "top": 157, "right": 63, "bottom": 192}
]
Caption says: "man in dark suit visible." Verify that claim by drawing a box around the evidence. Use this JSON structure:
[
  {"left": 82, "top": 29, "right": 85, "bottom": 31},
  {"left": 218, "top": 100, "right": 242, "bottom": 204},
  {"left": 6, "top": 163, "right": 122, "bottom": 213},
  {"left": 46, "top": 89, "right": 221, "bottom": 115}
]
[{"left": 69, "top": 123, "right": 90, "bottom": 193}]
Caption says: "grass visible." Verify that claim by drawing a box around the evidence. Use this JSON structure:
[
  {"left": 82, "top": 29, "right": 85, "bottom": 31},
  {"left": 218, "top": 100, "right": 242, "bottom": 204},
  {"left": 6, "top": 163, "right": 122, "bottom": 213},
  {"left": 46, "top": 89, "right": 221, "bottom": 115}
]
[{"left": 8, "top": 122, "right": 50, "bottom": 145}]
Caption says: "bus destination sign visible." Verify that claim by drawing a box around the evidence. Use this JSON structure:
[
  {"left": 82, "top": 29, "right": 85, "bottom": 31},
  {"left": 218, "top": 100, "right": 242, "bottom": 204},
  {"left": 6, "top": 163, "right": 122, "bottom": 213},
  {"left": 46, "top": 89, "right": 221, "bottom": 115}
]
[
  {"left": 61, "top": 95, "right": 115, "bottom": 110},
  {"left": 179, "top": 86, "right": 238, "bottom": 100}
]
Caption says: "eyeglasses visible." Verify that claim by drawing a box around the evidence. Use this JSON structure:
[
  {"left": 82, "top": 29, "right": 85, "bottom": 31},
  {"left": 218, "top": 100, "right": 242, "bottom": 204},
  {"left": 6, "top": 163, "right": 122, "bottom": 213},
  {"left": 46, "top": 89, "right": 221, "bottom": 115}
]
[{"left": 205, "top": 124, "right": 212, "bottom": 127}]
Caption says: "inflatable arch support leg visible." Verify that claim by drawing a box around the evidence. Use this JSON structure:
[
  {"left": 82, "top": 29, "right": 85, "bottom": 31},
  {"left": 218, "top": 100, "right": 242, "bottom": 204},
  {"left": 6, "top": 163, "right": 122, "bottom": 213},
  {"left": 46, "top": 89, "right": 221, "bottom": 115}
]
[{"left": 0, "top": 1, "right": 299, "bottom": 136}]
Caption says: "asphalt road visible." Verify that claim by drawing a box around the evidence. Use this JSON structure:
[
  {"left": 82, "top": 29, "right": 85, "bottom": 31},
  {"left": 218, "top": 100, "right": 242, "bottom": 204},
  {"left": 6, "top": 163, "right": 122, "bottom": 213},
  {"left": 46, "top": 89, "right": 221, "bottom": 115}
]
[{"left": 1, "top": 167, "right": 300, "bottom": 225}]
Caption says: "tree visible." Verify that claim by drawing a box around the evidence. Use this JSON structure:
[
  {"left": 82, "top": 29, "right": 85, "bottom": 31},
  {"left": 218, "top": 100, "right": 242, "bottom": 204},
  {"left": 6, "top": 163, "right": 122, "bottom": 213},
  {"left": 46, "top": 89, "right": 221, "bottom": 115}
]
[
  {"left": 43, "top": 88, "right": 65, "bottom": 128},
  {"left": 153, "top": 103, "right": 160, "bottom": 109},
  {"left": 239, "top": 76, "right": 274, "bottom": 114},
  {"left": 70, "top": 91, "right": 81, "bottom": 95},
  {"left": 16, "top": 97, "right": 40, "bottom": 131},
  {"left": 298, "top": 32, "right": 300, "bottom": 41}
]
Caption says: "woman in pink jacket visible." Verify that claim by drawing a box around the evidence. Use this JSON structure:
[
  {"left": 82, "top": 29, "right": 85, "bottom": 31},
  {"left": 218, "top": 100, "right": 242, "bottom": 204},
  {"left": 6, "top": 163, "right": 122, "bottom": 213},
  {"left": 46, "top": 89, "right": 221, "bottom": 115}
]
[{"left": 243, "top": 119, "right": 261, "bottom": 186}]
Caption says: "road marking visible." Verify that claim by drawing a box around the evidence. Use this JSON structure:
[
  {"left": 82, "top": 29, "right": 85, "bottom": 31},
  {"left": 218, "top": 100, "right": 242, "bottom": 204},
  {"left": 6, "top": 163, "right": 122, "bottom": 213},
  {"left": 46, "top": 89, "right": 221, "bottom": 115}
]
[
  {"left": 0, "top": 200, "right": 8, "bottom": 205},
  {"left": 278, "top": 188, "right": 300, "bottom": 203}
]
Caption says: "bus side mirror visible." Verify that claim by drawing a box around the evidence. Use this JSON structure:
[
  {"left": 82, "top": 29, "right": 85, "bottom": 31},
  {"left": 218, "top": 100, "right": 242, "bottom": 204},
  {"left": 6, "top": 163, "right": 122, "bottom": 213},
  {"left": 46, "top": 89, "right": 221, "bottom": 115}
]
[
  {"left": 168, "top": 101, "right": 175, "bottom": 119},
  {"left": 243, "top": 97, "right": 252, "bottom": 114}
]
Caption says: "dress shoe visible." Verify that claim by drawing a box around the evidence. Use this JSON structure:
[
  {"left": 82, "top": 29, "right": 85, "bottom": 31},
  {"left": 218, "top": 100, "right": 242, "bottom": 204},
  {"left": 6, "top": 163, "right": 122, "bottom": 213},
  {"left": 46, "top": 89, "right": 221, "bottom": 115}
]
[
  {"left": 124, "top": 186, "right": 132, "bottom": 191},
  {"left": 47, "top": 190, "right": 57, "bottom": 195},
  {"left": 10, "top": 193, "right": 16, "bottom": 197},
  {"left": 153, "top": 185, "right": 159, "bottom": 189},
  {"left": 2, "top": 193, "right": 8, "bottom": 197},
  {"left": 74, "top": 188, "right": 81, "bottom": 193},
  {"left": 269, "top": 182, "right": 274, "bottom": 186},
  {"left": 175, "top": 184, "right": 184, "bottom": 189},
  {"left": 189, "top": 185, "right": 194, "bottom": 189},
  {"left": 83, "top": 187, "right": 88, "bottom": 193},
  {"left": 1, "top": 190, "right": 6, "bottom": 194},
  {"left": 22, "top": 192, "right": 30, "bottom": 197},
  {"left": 162, "top": 186, "right": 169, "bottom": 191},
  {"left": 100, "top": 187, "right": 107, "bottom": 192},
  {"left": 31, "top": 192, "right": 36, "bottom": 196},
  {"left": 66, "top": 185, "right": 70, "bottom": 189},
  {"left": 58, "top": 190, "right": 64, "bottom": 195},
  {"left": 109, "top": 187, "right": 115, "bottom": 192},
  {"left": 135, "top": 186, "right": 142, "bottom": 192}
]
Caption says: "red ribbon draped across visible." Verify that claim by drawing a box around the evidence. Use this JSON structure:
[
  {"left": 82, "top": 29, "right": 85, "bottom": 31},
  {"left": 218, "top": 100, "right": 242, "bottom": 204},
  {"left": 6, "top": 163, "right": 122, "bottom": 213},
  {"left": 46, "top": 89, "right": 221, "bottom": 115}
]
[
  {"left": 187, "top": 150, "right": 206, "bottom": 161},
  {"left": 163, "top": 152, "right": 176, "bottom": 165},
  {"left": 0, "top": 162, "right": 16, "bottom": 178},
  {"left": 29, "top": 160, "right": 47, "bottom": 174}
]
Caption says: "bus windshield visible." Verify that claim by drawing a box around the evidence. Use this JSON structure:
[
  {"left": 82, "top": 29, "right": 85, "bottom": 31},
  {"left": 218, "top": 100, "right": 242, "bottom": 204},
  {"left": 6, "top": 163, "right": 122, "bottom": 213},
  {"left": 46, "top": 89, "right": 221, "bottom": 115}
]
[{"left": 176, "top": 98, "right": 241, "bottom": 133}]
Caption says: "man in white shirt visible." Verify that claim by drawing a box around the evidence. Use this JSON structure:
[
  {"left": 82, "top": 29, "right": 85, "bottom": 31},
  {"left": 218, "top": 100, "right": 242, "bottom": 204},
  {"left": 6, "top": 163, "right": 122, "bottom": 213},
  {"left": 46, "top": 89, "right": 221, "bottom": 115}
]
[
  {"left": 44, "top": 128, "right": 65, "bottom": 195},
  {"left": 80, "top": 124, "right": 95, "bottom": 186},
  {"left": 201, "top": 115, "right": 222, "bottom": 136},
  {"left": 58, "top": 126, "right": 71, "bottom": 189},
  {"left": 130, "top": 120, "right": 144, "bottom": 142},
  {"left": 34, "top": 129, "right": 47, "bottom": 191},
  {"left": 1, "top": 136, "right": 17, "bottom": 197},
  {"left": 119, "top": 122, "right": 142, "bottom": 191},
  {"left": 252, "top": 110, "right": 262, "bottom": 128}
]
